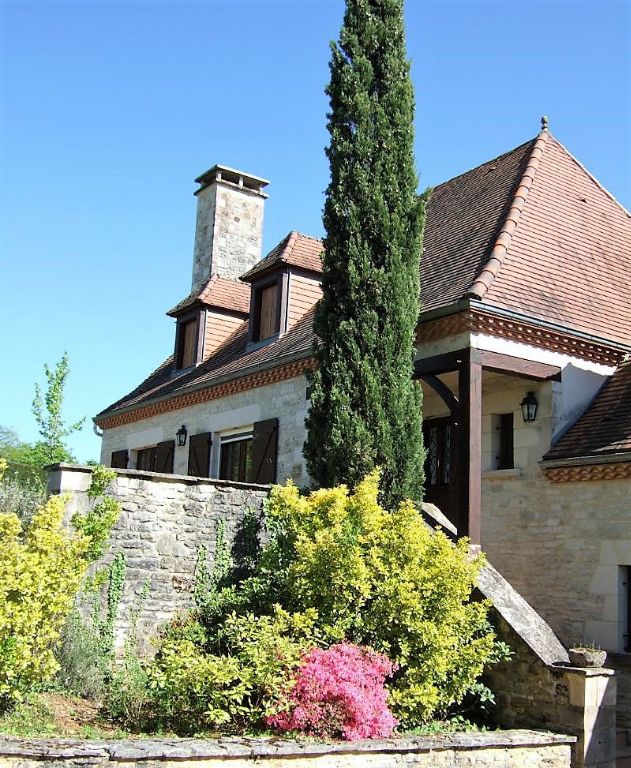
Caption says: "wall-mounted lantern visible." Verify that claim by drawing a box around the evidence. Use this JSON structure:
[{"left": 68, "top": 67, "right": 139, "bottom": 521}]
[
  {"left": 520, "top": 392, "right": 538, "bottom": 423},
  {"left": 176, "top": 424, "right": 188, "bottom": 447}
]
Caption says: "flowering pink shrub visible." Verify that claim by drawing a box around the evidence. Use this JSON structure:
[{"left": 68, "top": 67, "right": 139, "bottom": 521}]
[{"left": 267, "top": 643, "right": 397, "bottom": 740}]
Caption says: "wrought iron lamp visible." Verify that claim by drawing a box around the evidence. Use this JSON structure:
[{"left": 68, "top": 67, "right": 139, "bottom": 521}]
[
  {"left": 520, "top": 392, "right": 538, "bottom": 423},
  {"left": 176, "top": 424, "right": 188, "bottom": 447}
]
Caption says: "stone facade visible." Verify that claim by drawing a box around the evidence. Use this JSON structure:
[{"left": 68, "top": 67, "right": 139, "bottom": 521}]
[
  {"left": 48, "top": 465, "right": 269, "bottom": 649},
  {"left": 477, "top": 564, "right": 616, "bottom": 768},
  {"left": 100, "top": 374, "right": 311, "bottom": 488},
  {"left": 0, "top": 731, "right": 575, "bottom": 768}
]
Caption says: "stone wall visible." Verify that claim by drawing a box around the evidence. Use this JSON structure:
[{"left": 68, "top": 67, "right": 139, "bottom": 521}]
[
  {"left": 485, "top": 614, "right": 616, "bottom": 768},
  {"left": 477, "top": 564, "right": 616, "bottom": 768},
  {"left": 0, "top": 731, "right": 575, "bottom": 768},
  {"left": 48, "top": 465, "right": 269, "bottom": 649},
  {"left": 482, "top": 471, "right": 631, "bottom": 652},
  {"left": 100, "top": 373, "right": 310, "bottom": 488}
]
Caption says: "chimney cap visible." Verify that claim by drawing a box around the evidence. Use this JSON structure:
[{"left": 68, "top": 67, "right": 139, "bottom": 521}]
[{"left": 195, "top": 164, "right": 270, "bottom": 197}]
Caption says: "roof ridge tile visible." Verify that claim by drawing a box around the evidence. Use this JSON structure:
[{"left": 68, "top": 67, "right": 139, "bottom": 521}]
[{"left": 466, "top": 130, "right": 550, "bottom": 300}]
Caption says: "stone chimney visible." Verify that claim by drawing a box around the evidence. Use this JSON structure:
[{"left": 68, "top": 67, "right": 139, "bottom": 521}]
[{"left": 191, "top": 165, "right": 269, "bottom": 291}]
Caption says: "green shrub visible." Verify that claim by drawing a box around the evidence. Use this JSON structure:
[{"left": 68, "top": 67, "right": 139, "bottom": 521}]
[
  {"left": 145, "top": 607, "right": 319, "bottom": 732},
  {"left": 0, "top": 470, "right": 46, "bottom": 525},
  {"left": 0, "top": 462, "right": 120, "bottom": 710},
  {"left": 260, "top": 472, "right": 504, "bottom": 726},
  {"left": 139, "top": 472, "right": 506, "bottom": 732},
  {"left": 104, "top": 579, "right": 151, "bottom": 728}
]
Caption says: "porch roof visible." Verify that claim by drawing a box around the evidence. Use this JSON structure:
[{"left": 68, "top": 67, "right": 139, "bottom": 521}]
[{"left": 544, "top": 359, "right": 631, "bottom": 461}]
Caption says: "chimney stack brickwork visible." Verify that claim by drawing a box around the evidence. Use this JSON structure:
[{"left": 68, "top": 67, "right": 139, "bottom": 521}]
[{"left": 191, "top": 166, "right": 269, "bottom": 290}]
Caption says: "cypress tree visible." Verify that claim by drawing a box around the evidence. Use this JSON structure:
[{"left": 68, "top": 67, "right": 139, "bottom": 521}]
[{"left": 304, "top": 0, "right": 425, "bottom": 508}]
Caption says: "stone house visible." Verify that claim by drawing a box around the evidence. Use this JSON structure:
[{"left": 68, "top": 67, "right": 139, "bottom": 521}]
[{"left": 94, "top": 121, "right": 631, "bottom": 662}]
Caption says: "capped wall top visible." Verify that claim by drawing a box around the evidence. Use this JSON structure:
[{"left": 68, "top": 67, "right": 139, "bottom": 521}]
[{"left": 194, "top": 164, "right": 270, "bottom": 197}]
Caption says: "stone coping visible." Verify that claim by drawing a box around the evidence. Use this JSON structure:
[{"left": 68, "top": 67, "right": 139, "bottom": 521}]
[
  {"left": 550, "top": 663, "right": 616, "bottom": 677},
  {"left": 0, "top": 731, "right": 575, "bottom": 760},
  {"left": 46, "top": 463, "right": 271, "bottom": 492}
]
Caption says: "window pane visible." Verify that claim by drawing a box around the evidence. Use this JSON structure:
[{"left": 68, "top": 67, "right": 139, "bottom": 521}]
[
  {"left": 220, "top": 438, "right": 253, "bottom": 482},
  {"left": 137, "top": 447, "right": 156, "bottom": 471},
  {"left": 441, "top": 425, "right": 451, "bottom": 484},
  {"left": 427, "top": 426, "right": 438, "bottom": 486}
]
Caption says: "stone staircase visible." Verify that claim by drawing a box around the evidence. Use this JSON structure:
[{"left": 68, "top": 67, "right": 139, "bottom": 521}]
[{"left": 617, "top": 729, "right": 631, "bottom": 767}]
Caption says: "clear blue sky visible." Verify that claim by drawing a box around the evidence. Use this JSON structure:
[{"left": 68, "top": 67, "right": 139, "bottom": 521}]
[{"left": 1, "top": 0, "right": 629, "bottom": 463}]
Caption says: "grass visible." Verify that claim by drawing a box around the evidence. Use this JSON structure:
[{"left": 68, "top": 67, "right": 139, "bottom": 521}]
[{"left": 0, "top": 693, "right": 128, "bottom": 739}]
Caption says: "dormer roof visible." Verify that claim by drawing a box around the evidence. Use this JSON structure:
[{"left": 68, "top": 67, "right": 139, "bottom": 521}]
[
  {"left": 239, "top": 231, "right": 323, "bottom": 282},
  {"left": 167, "top": 274, "right": 250, "bottom": 317}
]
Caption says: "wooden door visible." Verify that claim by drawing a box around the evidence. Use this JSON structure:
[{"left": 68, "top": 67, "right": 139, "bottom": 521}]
[{"left": 422, "top": 417, "right": 457, "bottom": 527}]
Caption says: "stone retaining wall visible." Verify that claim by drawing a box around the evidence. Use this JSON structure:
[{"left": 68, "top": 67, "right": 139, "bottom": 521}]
[
  {"left": 486, "top": 615, "right": 616, "bottom": 768},
  {"left": 0, "top": 731, "right": 575, "bottom": 768},
  {"left": 47, "top": 464, "right": 269, "bottom": 649}
]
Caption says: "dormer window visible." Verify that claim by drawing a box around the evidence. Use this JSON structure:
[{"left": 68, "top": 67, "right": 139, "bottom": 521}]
[
  {"left": 175, "top": 314, "right": 201, "bottom": 370},
  {"left": 252, "top": 278, "right": 281, "bottom": 342}
]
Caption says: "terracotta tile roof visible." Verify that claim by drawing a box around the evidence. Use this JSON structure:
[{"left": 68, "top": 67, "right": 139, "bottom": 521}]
[
  {"left": 239, "top": 231, "right": 323, "bottom": 282},
  {"left": 479, "top": 135, "right": 631, "bottom": 346},
  {"left": 421, "top": 139, "right": 536, "bottom": 312},
  {"left": 167, "top": 274, "right": 250, "bottom": 317},
  {"left": 95, "top": 307, "right": 315, "bottom": 420},
  {"left": 544, "top": 359, "right": 631, "bottom": 461},
  {"left": 98, "top": 129, "right": 631, "bottom": 423}
]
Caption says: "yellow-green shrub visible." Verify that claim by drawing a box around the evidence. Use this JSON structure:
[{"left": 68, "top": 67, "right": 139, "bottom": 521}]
[
  {"left": 146, "top": 607, "right": 320, "bottom": 732},
  {"left": 0, "top": 464, "right": 120, "bottom": 709},
  {"left": 263, "top": 471, "right": 502, "bottom": 726}
]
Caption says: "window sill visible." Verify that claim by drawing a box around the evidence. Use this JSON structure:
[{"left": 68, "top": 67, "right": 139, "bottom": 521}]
[
  {"left": 246, "top": 333, "right": 283, "bottom": 352},
  {"left": 482, "top": 468, "right": 522, "bottom": 480},
  {"left": 170, "top": 364, "right": 197, "bottom": 379}
]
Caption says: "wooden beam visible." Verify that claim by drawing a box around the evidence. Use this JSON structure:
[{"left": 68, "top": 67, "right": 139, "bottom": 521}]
[
  {"left": 419, "top": 374, "right": 459, "bottom": 415},
  {"left": 474, "top": 350, "right": 561, "bottom": 381},
  {"left": 413, "top": 349, "right": 469, "bottom": 377},
  {"left": 458, "top": 356, "right": 482, "bottom": 545}
]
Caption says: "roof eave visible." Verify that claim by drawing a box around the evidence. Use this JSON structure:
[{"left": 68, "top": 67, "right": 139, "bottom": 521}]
[
  {"left": 94, "top": 346, "right": 314, "bottom": 426},
  {"left": 540, "top": 452, "right": 631, "bottom": 470}
]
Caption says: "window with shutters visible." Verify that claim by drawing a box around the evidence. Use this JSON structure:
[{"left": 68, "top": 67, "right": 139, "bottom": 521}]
[
  {"left": 217, "top": 419, "right": 279, "bottom": 484},
  {"left": 135, "top": 441, "right": 174, "bottom": 474},
  {"left": 175, "top": 315, "right": 200, "bottom": 370},
  {"left": 253, "top": 280, "right": 280, "bottom": 342},
  {"left": 219, "top": 432, "right": 254, "bottom": 483}
]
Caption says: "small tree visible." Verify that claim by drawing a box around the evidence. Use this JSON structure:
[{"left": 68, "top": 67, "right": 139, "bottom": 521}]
[
  {"left": 304, "top": 0, "right": 425, "bottom": 508},
  {"left": 32, "top": 352, "right": 84, "bottom": 465}
]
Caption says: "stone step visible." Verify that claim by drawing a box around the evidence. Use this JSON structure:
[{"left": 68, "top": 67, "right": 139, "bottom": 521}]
[{"left": 617, "top": 756, "right": 631, "bottom": 767}]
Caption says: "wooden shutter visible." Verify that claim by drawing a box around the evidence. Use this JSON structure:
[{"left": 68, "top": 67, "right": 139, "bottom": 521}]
[
  {"left": 251, "top": 418, "right": 278, "bottom": 484},
  {"left": 188, "top": 432, "right": 212, "bottom": 477},
  {"left": 258, "top": 284, "right": 278, "bottom": 340},
  {"left": 111, "top": 449, "right": 128, "bottom": 469},
  {"left": 155, "top": 440, "right": 175, "bottom": 474},
  {"left": 498, "top": 413, "right": 514, "bottom": 470}
]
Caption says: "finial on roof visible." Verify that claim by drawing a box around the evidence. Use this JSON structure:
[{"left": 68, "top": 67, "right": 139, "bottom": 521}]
[{"left": 541, "top": 115, "right": 549, "bottom": 132}]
